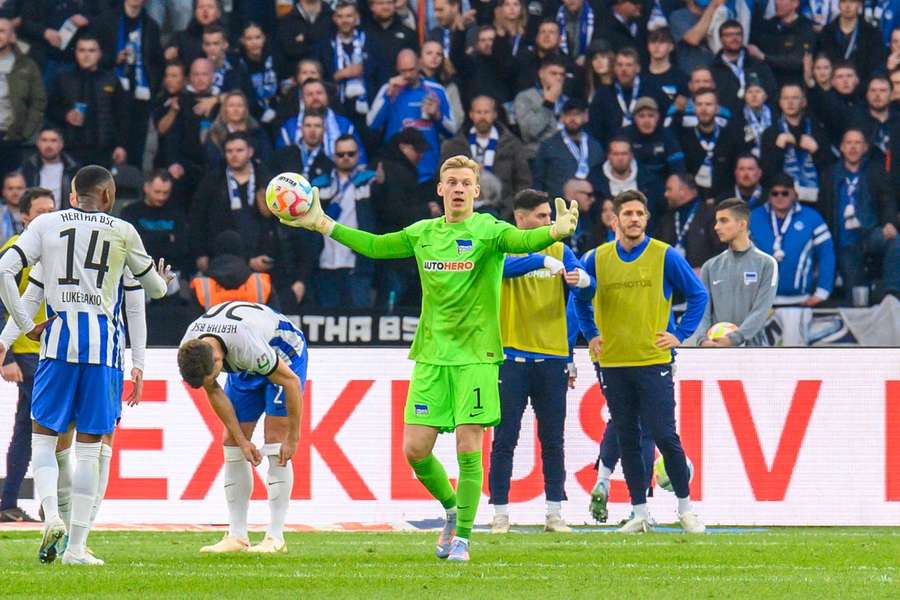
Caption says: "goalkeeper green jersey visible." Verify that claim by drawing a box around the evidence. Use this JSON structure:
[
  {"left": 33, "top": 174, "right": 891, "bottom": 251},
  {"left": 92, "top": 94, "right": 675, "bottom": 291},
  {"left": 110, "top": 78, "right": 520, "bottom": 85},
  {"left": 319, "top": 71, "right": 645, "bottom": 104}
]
[{"left": 330, "top": 212, "right": 557, "bottom": 365}]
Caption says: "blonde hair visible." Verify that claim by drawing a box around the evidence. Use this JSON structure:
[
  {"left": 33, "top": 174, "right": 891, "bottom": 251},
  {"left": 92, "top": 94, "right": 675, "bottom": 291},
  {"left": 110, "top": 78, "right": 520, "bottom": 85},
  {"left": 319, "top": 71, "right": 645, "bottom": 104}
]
[{"left": 439, "top": 155, "right": 480, "bottom": 182}]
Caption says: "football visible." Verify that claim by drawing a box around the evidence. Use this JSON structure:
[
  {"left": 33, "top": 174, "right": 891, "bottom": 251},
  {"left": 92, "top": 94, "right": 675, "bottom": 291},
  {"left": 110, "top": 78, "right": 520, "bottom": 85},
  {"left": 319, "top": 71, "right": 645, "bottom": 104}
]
[
  {"left": 265, "top": 172, "right": 313, "bottom": 220},
  {"left": 707, "top": 321, "right": 739, "bottom": 340},
  {"left": 654, "top": 455, "right": 694, "bottom": 493}
]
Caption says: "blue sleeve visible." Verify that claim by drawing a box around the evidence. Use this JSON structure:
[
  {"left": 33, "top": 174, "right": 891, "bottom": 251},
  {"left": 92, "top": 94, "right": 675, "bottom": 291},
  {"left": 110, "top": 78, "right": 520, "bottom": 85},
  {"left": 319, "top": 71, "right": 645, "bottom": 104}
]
[
  {"left": 663, "top": 247, "right": 708, "bottom": 341},
  {"left": 565, "top": 294, "right": 578, "bottom": 360},
  {"left": 665, "top": 132, "right": 686, "bottom": 173},
  {"left": 561, "top": 244, "right": 580, "bottom": 272},
  {"left": 366, "top": 84, "right": 391, "bottom": 131},
  {"left": 502, "top": 254, "right": 545, "bottom": 278},
  {"left": 812, "top": 219, "right": 836, "bottom": 297},
  {"left": 573, "top": 249, "right": 599, "bottom": 340},
  {"left": 436, "top": 88, "right": 456, "bottom": 137}
]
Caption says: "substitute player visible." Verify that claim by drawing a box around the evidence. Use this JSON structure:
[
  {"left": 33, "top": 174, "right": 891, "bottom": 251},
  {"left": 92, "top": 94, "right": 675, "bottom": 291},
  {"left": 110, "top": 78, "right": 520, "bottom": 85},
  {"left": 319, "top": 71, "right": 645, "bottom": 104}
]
[
  {"left": 279, "top": 155, "right": 578, "bottom": 561},
  {"left": 573, "top": 190, "right": 708, "bottom": 534},
  {"left": 178, "top": 301, "right": 306, "bottom": 554},
  {"left": 0, "top": 166, "right": 169, "bottom": 565}
]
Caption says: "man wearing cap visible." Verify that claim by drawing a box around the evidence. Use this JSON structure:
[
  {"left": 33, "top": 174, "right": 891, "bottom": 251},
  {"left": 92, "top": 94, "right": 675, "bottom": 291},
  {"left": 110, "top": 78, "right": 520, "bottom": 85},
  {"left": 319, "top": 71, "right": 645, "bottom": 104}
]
[
  {"left": 623, "top": 96, "right": 687, "bottom": 184},
  {"left": 710, "top": 20, "right": 776, "bottom": 115},
  {"left": 533, "top": 98, "right": 605, "bottom": 201},
  {"left": 589, "top": 47, "right": 643, "bottom": 148}
]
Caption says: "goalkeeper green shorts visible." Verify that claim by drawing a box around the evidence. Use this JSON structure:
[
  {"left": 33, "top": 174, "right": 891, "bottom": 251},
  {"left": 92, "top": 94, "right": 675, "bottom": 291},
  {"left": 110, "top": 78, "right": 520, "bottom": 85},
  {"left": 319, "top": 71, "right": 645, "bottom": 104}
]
[{"left": 405, "top": 362, "right": 500, "bottom": 433}]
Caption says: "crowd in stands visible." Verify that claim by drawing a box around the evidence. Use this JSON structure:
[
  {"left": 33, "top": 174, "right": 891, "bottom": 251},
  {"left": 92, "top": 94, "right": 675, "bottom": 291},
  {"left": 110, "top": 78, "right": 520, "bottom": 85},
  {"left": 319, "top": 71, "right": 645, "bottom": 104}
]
[{"left": 0, "top": 0, "right": 898, "bottom": 331}]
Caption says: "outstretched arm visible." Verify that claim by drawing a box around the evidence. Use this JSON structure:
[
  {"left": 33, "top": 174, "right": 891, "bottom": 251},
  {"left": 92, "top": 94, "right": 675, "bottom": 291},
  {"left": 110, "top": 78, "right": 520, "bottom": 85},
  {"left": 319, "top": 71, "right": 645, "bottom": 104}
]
[{"left": 329, "top": 224, "right": 416, "bottom": 259}]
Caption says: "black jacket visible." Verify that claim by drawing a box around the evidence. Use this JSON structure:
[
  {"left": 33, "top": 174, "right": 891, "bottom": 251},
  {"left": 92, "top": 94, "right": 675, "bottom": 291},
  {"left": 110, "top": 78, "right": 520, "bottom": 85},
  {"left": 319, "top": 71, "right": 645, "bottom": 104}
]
[
  {"left": 807, "top": 86, "right": 864, "bottom": 145},
  {"left": 277, "top": 2, "right": 335, "bottom": 73},
  {"left": 513, "top": 48, "right": 582, "bottom": 99},
  {"left": 817, "top": 17, "right": 885, "bottom": 82},
  {"left": 364, "top": 17, "right": 418, "bottom": 83},
  {"left": 589, "top": 79, "right": 642, "bottom": 148},
  {"left": 752, "top": 15, "right": 816, "bottom": 87},
  {"left": 674, "top": 116, "right": 750, "bottom": 199},
  {"left": 654, "top": 198, "right": 725, "bottom": 269},
  {"left": 165, "top": 17, "right": 216, "bottom": 68},
  {"left": 817, "top": 159, "right": 899, "bottom": 236},
  {"left": 710, "top": 50, "right": 777, "bottom": 115},
  {"left": 18, "top": 0, "right": 108, "bottom": 65},
  {"left": 94, "top": 6, "right": 163, "bottom": 99},
  {"left": 120, "top": 199, "right": 191, "bottom": 275},
  {"left": 269, "top": 145, "right": 334, "bottom": 183},
  {"left": 758, "top": 114, "right": 833, "bottom": 188},
  {"left": 371, "top": 142, "right": 432, "bottom": 234},
  {"left": 47, "top": 66, "right": 128, "bottom": 152},
  {"left": 450, "top": 28, "right": 514, "bottom": 106},
  {"left": 19, "top": 151, "right": 79, "bottom": 209}
]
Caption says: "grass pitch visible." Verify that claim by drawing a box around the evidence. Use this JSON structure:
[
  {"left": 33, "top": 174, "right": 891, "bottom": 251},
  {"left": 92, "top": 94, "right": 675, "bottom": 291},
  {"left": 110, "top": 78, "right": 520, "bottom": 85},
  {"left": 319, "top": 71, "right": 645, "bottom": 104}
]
[{"left": 0, "top": 528, "right": 897, "bottom": 599}]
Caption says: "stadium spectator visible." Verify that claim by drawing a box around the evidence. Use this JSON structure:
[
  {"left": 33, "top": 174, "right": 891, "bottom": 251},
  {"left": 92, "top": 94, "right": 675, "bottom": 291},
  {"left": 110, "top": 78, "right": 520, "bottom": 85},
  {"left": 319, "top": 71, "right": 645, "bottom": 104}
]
[
  {"left": 46, "top": 34, "right": 128, "bottom": 168},
  {"left": 604, "top": 0, "right": 647, "bottom": 59},
  {"left": 669, "top": 0, "right": 720, "bottom": 74},
  {"left": 278, "top": 0, "right": 334, "bottom": 75},
  {"left": 190, "top": 229, "right": 278, "bottom": 311},
  {"left": 710, "top": 20, "right": 776, "bottom": 114},
  {"left": 368, "top": 48, "right": 457, "bottom": 182},
  {"left": 887, "top": 26, "right": 900, "bottom": 72},
  {"left": 451, "top": 23, "right": 514, "bottom": 107},
  {"left": 564, "top": 177, "right": 604, "bottom": 254},
  {"left": 674, "top": 88, "right": 746, "bottom": 199},
  {"left": 310, "top": 134, "right": 376, "bottom": 308},
  {"left": 146, "top": 0, "right": 193, "bottom": 34},
  {"left": 365, "top": 0, "right": 418, "bottom": 69},
  {"left": 749, "top": 173, "right": 836, "bottom": 306},
  {"left": 808, "top": 61, "right": 862, "bottom": 145},
  {"left": 555, "top": 0, "right": 600, "bottom": 61},
  {"left": 583, "top": 39, "right": 614, "bottom": 102},
  {"left": 204, "top": 91, "right": 273, "bottom": 169},
  {"left": 657, "top": 173, "right": 723, "bottom": 271},
  {"left": 802, "top": 0, "right": 838, "bottom": 30},
  {"left": 370, "top": 127, "right": 434, "bottom": 306},
  {"left": 426, "top": 0, "right": 464, "bottom": 54},
  {"left": 0, "top": 186, "right": 54, "bottom": 524},
  {"left": 589, "top": 47, "right": 643, "bottom": 148},
  {"left": 851, "top": 75, "right": 897, "bottom": 166},
  {"left": 514, "top": 55, "right": 567, "bottom": 159},
  {"left": 18, "top": 1, "right": 95, "bottom": 86},
  {"left": 532, "top": 97, "right": 604, "bottom": 201},
  {"left": 759, "top": 83, "right": 831, "bottom": 199},
  {"left": 513, "top": 19, "right": 579, "bottom": 97},
  {"left": 272, "top": 109, "right": 334, "bottom": 181},
  {"left": 19, "top": 126, "right": 78, "bottom": 209},
  {"left": 190, "top": 131, "right": 274, "bottom": 275},
  {"left": 748, "top": 0, "right": 816, "bottom": 87},
  {"left": 174, "top": 58, "right": 220, "bottom": 194},
  {"left": 718, "top": 153, "right": 764, "bottom": 208},
  {"left": 0, "top": 18, "right": 46, "bottom": 178},
  {"left": 817, "top": 129, "right": 900, "bottom": 301},
  {"left": 95, "top": 0, "right": 163, "bottom": 169},
  {"left": 163, "top": 0, "right": 221, "bottom": 67},
  {"left": 590, "top": 136, "right": 657, "bottom": 215},
  {"left": 817, "top": 0, "right": 884, "bottom": 82},
  {"left": 151, "top": 61, "right": 189, "bottom": 184},
  {"left": 440, "top": 95, "right": 530, "bottom": 218},
  {"left": 739, "top": 75, "right": 771, "bottom": 157},
  {"left": 810, "top": 52, "right": 832, "bottom": 91},
  {"left": 622, "top": 96, "right": 686, "bottom": 184},
  {"left": 492, "top": 0, "right": 529, "bottom": 68},
  {"left": 277, "top": 78, "right": 367, "bottom": 165},
  {"left": 418, "top": 40, "right": 464, "bottom": 128},
  {"left": 642, "top": 28, "right": 688, "bottom": 117},
  {"left": 318, "top": 0, "right": 385, "bottom": 120},
  {"left": 696, "top": 198, "right": 778, "bottom": 346},
  {"left": 0, "top": 171, "right": 25, "bottom": 244},
  {"left": 237, "top": 22, "right": 285, "bottom": 126},
  {"left": 664, "top": 65, "right": 730, "bottom": 128},
  {"left": 202, "top": 24, "right": 253, "bottom": 99},
  {"left": 274, "top": 58, "right": 333, "bottom": 126},
  {"left": 121, "top": 170, "right": 191, "bottom": 280}
]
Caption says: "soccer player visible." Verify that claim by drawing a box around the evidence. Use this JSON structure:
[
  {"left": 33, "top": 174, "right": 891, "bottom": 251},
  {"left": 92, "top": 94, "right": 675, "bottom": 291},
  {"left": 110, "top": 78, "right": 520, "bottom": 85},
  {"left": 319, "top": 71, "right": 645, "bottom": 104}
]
[
  {"left": 0, "top": 166, "right": 169, "bottom": 565},
  {"left": 178, "top": 301, "right": 306, "bottom": 555},
  {"left": 574, "top": 189, "right": 708, "bottom": 534},
  {"left": 489, "top": 189, "right": 590, "bottom": 533},
  {"left": 696, "top": 198, "right": 778, "bottom": 347},
  {"left": 278, "top": 155, "right": 579, "bottom": 562}
]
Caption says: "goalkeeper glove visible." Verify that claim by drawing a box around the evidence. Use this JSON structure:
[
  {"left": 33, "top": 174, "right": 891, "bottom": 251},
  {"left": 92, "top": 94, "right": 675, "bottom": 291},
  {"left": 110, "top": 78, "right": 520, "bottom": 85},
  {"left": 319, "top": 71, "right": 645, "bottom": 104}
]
[
  {"left": 278, "top": 187, "right": 335, "bottom": 235},
  {"left": 549, "top": 197, "right": 579, "bottom": 240}
]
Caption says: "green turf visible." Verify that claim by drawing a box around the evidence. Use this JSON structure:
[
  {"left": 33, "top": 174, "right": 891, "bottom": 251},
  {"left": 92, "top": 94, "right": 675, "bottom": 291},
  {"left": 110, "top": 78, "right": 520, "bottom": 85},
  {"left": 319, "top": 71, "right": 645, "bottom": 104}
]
[{"left": 0, "top": 529, "right": 897, "bottom": 598}]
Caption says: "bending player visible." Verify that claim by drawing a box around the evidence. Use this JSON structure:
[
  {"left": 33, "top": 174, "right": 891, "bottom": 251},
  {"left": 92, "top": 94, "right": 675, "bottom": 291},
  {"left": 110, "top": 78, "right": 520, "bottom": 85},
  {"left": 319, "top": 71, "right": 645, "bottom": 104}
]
[
  {"left": 178, "top": 301, "right": 305, "bottom": 554},
  {"left": 0, "top": 166, "right": 169, "bottom": 565},
  {"left": 278, "top": 155, "right": 578, "bottom": 562}
]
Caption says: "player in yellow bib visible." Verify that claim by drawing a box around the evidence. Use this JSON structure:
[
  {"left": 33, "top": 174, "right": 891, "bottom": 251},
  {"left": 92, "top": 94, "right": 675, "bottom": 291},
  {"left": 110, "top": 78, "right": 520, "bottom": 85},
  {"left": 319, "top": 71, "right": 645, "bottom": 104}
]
[{"left": 280, "top": 155, "right": 579, "bottom": 561}]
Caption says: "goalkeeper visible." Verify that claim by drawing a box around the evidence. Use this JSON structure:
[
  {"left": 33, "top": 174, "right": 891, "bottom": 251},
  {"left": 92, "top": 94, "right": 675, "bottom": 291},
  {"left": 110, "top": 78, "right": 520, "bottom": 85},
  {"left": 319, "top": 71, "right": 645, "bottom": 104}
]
[{"left": 280, "top": 155, "right": 578, "bottom": 562}]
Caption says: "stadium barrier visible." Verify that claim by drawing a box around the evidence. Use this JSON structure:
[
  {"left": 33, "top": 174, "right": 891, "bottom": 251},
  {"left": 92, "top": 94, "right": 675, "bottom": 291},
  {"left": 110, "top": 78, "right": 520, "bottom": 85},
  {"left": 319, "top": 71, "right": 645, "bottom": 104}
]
[{"left": 0, "top": 348, "right": 898, "bottom": 526}]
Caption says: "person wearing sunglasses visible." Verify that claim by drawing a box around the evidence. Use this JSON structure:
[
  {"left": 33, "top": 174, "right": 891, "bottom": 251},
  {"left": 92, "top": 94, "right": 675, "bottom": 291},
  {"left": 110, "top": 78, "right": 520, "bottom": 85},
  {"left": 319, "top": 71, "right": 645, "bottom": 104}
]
[
  {"left": 309, "top": 134, "right": 377, "bottom": 308},
  {"left": 749, "top": 172, "right": 835, "bottom": 306}
]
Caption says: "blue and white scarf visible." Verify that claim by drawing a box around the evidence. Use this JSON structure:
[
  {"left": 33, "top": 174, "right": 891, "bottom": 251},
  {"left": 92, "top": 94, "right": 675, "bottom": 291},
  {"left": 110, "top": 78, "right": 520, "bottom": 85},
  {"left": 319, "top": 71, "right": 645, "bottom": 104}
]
[
  {"left": 557, "top": 4, "right": 594, "bottom": 57},
  {"left": 212, "top": 56, "right": 233, "bottom": 96},
  {"left": 116, "top": 15, "right": 150, "bottom": 100},
  {"left": 246, "top": 54, "right": 278, "bottom": 122},
  {"left": 615, "top": 76, "right": 640, "bottom": 127},
  {"left": 780, "top": 116, "right": 819, "bottom": 190},
  {"left": 300, "top": 144, "right": 323, "bottom": 179},
  {"left": 743, "top": 104, "right": 772, "bottom": 153},
  {"left": 723, "top": 49, "right": 747, "bottom": 97},
  {"left": 674, "top": 199, "right": 700, "bottom": 255},
  {"left": 334, "top": 30, "right": 369, "bottom": 113},
  {"left": 562, "top": 131, "right": 590, "bottom": 179},
  {"left": 441, "top": 27, "right": 451, "bottom": 58},
  {"left": 469, "top": 126, "right": 499, "bottom": 171},
  {"left": 226, "top": 166, "right": 255, "bottom": 211},
  {"left": 291, "top": 107, "right": 343, "bottom": 158},
  {"left": 802, "top": 0, "right": 839, "bottom": 30}
]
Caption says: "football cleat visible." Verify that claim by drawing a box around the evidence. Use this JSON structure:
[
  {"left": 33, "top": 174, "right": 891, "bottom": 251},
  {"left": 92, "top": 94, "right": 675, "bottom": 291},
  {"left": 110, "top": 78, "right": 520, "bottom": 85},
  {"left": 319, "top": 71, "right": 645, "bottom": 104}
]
[
  {"left": 0, "top": 506, "right": 39, "bottom": 522},
  {"left": 679, "top": 511, "right": 706, "bottom": 534},
  {"left": 199, "top": 535, "right": 250, "bottom": 553},
  {"left": 544, "top": 513, "right": 572, "bottom": 533},
  {"left": 247, "top": 536, "right": 287, "bottom": 553},
  {"left": 38, "top": 516, "right": 66, "bottom": 564},
  {"left": 61, "top": 548, "right": 104, "bottom": 566},
  {"left": 490, "top": 513, "right": 510, "bottom": 534},
  {"left": 589, "top": 480, "right": 609, "bottom": 523},
  {"left": 435, "top": 511, "right": 457, "bottom": 559},
  {"left": 617, "top": 515, "right": 653, "bottom": 533},
  {"left": 446, "top": 537, "right": 470, "bottom": 562}
]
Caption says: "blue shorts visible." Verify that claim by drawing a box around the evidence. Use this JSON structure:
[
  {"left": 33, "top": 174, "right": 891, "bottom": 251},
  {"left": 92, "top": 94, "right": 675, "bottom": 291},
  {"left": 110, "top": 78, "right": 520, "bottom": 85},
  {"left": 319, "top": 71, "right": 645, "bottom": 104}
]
[
  {"left": 224, "top": 350, "right": 308, "bottom": 423},
  {"left": 31, "top": 358, "right": 123, "bottom": 435}
]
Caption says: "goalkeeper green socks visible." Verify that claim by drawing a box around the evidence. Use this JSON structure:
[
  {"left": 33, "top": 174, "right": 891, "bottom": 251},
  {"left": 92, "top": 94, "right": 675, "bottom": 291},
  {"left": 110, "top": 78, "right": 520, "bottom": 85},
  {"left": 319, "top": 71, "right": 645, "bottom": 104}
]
[
  {"left": 455, "top": 451, "right": 483, "bottom": 540},
  {"left": 410, "top": 454, "right": 457, "bottom": 510}
]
